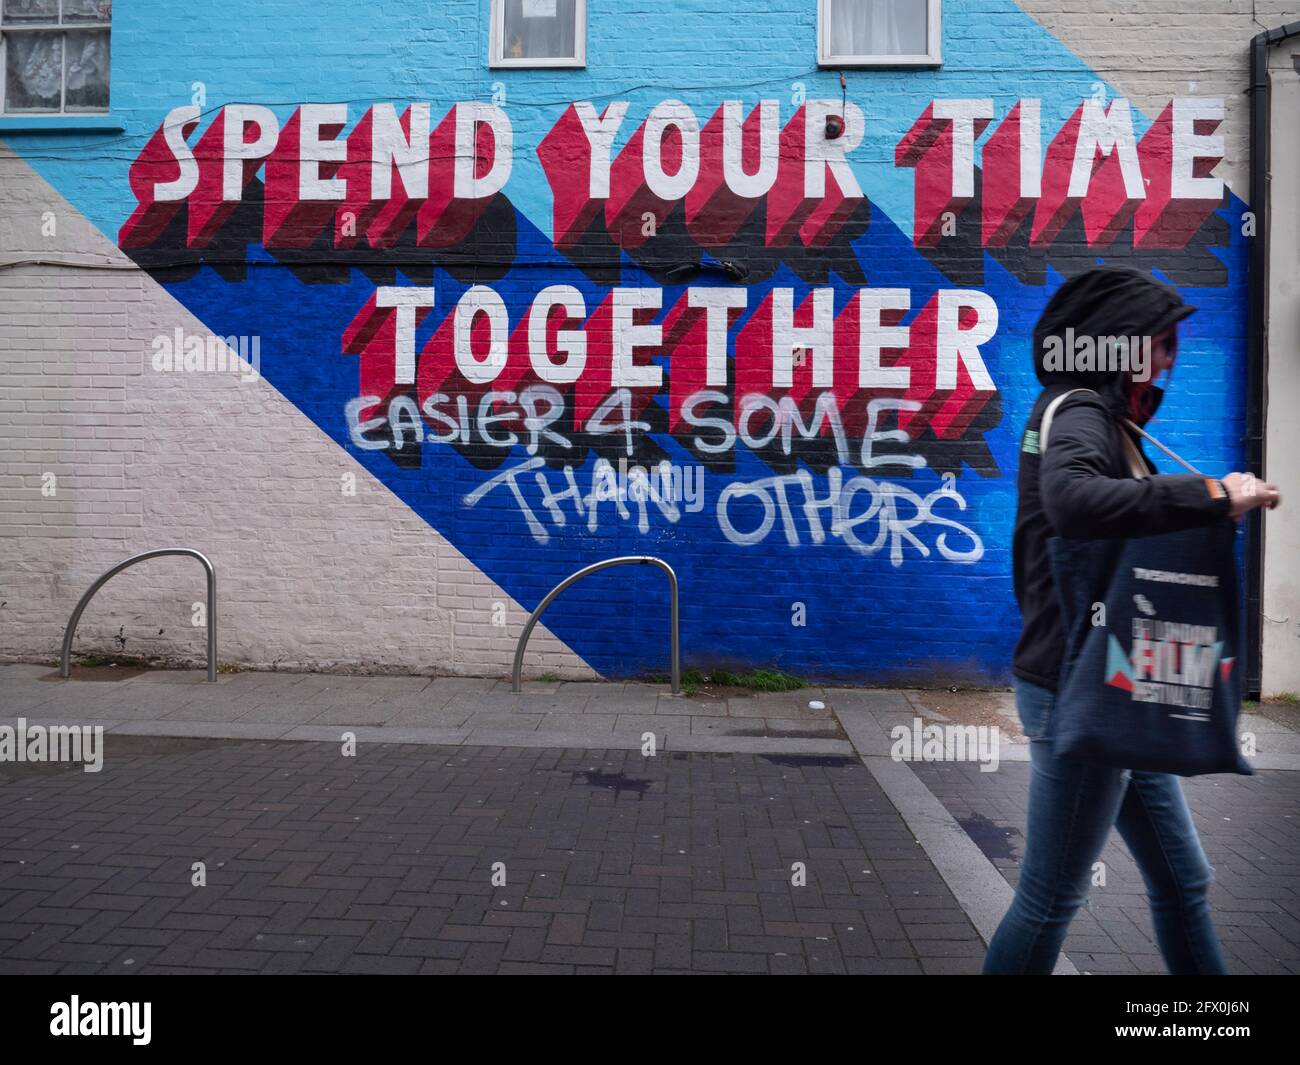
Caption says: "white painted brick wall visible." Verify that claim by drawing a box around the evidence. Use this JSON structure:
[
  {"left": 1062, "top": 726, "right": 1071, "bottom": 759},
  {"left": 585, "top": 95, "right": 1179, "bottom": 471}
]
[{"left": 0, "top": 145, "right": 593, "bottom": 679}]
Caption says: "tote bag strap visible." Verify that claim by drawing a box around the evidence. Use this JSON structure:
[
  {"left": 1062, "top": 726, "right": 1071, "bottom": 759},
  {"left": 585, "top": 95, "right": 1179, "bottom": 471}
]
[
  {"left": 1117, "top": 424, "right": 1151, "bottom": 480},
  {"left": 1038, "top": 388, "right": 1204, "bottom": 479},
  {"left": 1121, "top": 418, "right": 1205, "bottom": 477},
  {"left": 1038, "top": 387, "right": 1094, "bottom": 453}
]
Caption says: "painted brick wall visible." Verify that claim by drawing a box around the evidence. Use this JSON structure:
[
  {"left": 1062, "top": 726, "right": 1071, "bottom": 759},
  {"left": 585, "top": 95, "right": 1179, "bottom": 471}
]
[
  {"left": 1016, "top": 0, "right": 1300, "bottom": 198},
  {"left": 0, "top": 1, "right": 1257, "bottom": 683},
  {"left": 0, "top": 146, "right": 591, "bottom": 678}
]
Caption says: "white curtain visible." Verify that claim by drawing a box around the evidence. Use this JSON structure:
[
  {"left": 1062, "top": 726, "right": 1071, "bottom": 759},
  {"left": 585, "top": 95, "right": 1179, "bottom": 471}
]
[
  {"left": 6, "top": 32, "right": 61, "bottom": 109},
  {"left": 62, "top": 0, "right": 113, "bottom": 22},
  {"left": 3, "top": 0, "right": 59, "bottom": 22},
  {"left": 503, "top": 0, "right": 578, "bottom": 60},
  {"left": 830, "top": 0, "right": 927, "bottom": 57},
  {"left": 2, "top": 0, "right": 111, "bottom": 21},
  {"left": 3, "top": 0, "right": 110, "bottom": 110},
  {"left": 64, "top": 30, "right": 109, "bottom": 109}
]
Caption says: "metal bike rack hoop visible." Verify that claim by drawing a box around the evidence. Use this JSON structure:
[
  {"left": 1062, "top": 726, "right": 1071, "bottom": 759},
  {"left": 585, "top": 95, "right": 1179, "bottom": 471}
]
[
  {"left": 60, "top": 548, "right": 217, "bottom": 682},
  {"left": 511, "top": 556, "right": 680, "bottom": 694}
]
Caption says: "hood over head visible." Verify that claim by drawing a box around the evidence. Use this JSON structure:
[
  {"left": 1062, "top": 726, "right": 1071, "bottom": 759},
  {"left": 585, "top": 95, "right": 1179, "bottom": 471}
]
[{"left": 1032, "top": 266, "right": 1196, "bottom": 418}]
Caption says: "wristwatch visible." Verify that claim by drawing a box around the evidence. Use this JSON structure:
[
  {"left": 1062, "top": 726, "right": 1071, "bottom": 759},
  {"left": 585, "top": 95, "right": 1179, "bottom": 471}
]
[{"left": 1205, "top": 478, "right": 1230, "bottom": 506}]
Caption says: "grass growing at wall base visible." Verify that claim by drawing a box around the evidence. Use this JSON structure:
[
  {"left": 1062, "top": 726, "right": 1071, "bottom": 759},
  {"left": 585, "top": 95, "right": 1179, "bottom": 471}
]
[
  {"left": 1245, "top": 693, "right": 1299, "bottom": 710},
  {"left": 647, "top": 667, "right": 804, "bottom": 697}
]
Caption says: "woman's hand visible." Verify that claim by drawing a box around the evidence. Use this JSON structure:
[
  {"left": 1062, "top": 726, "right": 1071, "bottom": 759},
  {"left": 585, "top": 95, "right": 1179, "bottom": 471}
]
[{"left": 1222, "top": 472, "right": 1282, "bottom": 519}]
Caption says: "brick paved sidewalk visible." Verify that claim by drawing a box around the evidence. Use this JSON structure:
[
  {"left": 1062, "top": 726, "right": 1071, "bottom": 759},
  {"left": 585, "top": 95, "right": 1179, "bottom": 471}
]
[
  {"left": 0, "top": 738, "right": 982, "bottom": 974},
  {"left": 1, "top": 662, "right": 1296, "bottom": 974}
]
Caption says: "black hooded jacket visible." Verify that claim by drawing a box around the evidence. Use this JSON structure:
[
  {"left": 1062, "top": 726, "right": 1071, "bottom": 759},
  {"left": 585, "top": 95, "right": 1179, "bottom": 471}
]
[{"left": 1012, "top": 267, "right": 1232, "bottom": 691}]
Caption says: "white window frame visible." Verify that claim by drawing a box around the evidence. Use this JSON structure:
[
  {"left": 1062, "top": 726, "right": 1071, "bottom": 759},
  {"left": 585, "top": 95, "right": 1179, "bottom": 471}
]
[
  {"left": 0, "top": 0, "right": 112, "bottom": 115},
  {"left": 489, "top": 0, "right": 586, "bottom": 69},
  {"left": 817, "top": 0, "right": 941, "bottom": 68}
]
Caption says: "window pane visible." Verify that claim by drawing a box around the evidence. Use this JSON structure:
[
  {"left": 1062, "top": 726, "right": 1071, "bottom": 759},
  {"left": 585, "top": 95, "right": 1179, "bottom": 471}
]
[
  {"left": 501, "top": 0, "right": 577, "bottom": 61},
  {"left": 5, "top": 30, "right": 62, "bottom": 110},
  {"left": 2, "top": 0, "right": 59, "bottom": 24},
  {"left": 829, "top": 0, "right": 928, "bottom": 57},
  {"left": 64, "top": 28, "right": 109, "bottom": 109},
  {"left": 62, "top": 0, "right": 112, "bottom": 24}
]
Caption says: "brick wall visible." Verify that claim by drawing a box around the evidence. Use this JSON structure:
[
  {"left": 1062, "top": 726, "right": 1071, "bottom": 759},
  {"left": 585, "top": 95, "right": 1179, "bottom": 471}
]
[
  {"left": 0, "top": 1, "right": 1256, "bottom": 683},
  {"left": 1016, "top": 0, "right": 1300, "bottom": 197},
  {"left": 0, "top": 146, "right": 590, "bottom": 678}
]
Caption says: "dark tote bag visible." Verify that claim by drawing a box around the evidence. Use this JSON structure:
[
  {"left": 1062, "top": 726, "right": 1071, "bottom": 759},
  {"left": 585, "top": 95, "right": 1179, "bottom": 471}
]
[{"left": 1040, "top": 391, "right": 1252, "bottom": 777}]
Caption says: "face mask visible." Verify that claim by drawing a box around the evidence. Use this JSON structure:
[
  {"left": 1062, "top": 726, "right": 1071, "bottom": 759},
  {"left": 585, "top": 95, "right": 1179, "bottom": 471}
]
[{"left": 1133, "top": 383, "right": 1165, "bottom": 424}]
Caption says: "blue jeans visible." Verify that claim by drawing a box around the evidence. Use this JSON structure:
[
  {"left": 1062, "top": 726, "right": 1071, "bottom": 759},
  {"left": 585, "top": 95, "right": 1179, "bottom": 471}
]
[{"left": 982, "top": 679, "right": 1227, "bottom": 974}]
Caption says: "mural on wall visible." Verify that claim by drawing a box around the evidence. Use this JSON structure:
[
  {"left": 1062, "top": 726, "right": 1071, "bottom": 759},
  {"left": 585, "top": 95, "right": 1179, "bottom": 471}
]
[{"left": 110, "top": 87, "right": 1244, "bottom": 682}]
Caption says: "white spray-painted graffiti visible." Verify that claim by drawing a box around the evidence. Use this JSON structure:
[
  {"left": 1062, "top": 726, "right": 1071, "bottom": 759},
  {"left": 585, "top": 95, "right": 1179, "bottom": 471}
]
[
  {"left": 716, "top": 468, "right": 981, "bottom": 565},
  {"left": 344, "top": 387, "right": 984, "bottom": 565}
]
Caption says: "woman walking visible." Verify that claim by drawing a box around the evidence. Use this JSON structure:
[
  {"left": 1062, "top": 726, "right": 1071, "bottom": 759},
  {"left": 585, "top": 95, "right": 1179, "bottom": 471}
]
[{"left": 983, "top": 266, "right": 1282, "bottom": 975}]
